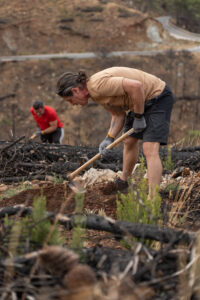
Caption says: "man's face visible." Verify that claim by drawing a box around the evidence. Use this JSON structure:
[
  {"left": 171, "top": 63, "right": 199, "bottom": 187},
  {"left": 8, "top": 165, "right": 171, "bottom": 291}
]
[
  {"left": 63, "top": 87, "right": 89, "bottom": 106},
  {"left": 34, "top": 107, "right": 44, "bottom": 117}
]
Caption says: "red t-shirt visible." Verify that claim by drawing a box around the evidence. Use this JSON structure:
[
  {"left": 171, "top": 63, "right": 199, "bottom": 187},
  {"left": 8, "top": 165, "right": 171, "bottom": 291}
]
[{"left": 30, "top": 105, "right": 63, "bottom": 130}]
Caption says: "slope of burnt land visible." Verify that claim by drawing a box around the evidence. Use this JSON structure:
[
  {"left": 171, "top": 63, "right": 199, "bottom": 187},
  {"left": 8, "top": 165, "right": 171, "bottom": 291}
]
[
  {"left": 0, "top": 139, "right": 200, "bottom": 299},
  {"left": 0, "top": 139, "right": 199, "bottom": 183}
]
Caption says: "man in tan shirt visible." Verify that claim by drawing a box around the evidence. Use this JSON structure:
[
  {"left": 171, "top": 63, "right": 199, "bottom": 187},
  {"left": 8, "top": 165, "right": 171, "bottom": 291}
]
[{"left": 56, "top": 67, "right": 174, "bottom": 197}]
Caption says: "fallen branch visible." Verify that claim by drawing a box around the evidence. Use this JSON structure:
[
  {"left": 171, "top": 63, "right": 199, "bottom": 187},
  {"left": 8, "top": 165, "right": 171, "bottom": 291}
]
[
  {"left": 0, "top": 206, "right": 195, "bottom": 245},
  {"left": 0, "top": 136, "right": 25, "bottom": 153},
  {"left": 0, "top": 93, "right": 16, "bottom": 102},
  {"left": 0, "top": 140, "right": 199, "bottom": 182}
]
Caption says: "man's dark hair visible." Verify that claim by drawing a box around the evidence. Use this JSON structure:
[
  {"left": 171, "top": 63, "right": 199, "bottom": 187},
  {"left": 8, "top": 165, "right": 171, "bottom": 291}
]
[
  {"left": 56, "top": 71, "right": 87, "bottom": 97},
  {"left": 33, "top": 100, "right": 44, "bottom": 110}
]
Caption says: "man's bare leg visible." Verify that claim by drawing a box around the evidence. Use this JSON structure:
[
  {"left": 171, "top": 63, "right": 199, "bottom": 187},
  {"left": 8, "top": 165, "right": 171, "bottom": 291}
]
[
  {"left": 120, "top": 136, "right": 139, "bottom": 181},
  {"left": 142, "top": 142, "right": 162, "bottom": 197}
]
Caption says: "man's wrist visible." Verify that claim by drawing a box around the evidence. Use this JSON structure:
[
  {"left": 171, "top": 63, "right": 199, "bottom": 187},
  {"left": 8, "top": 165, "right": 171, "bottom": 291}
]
[
  {"left": 107, "top": 132, "right": 115, "bottom": 139},
  {"left": 41, "top": 130, "right": 45, "bottom": 135},
  {"left": 134, "top": 113, "right": 144, "bottom": 119}
]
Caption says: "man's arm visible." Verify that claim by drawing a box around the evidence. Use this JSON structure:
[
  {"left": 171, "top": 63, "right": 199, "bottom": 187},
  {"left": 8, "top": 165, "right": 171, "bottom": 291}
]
[
  {"left": 42, "top": 120, "right": 58, "bottom": 134},
  {"left": 122, "top": 78, "right": 147, "bottom": 133},
  {"left": 122, "top": 78, "right": 145, "bottom": 114},
  {"left": 107, "top": 111, "right": 126, "bottom": 138},
  {"left": 99, "top": 111, "right": 125, "bottom": 156}
]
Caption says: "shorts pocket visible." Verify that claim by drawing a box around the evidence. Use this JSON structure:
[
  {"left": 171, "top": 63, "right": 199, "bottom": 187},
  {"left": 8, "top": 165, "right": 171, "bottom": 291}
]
[{"left": 148, "top": 111, "right": 168, "bottom": 133}]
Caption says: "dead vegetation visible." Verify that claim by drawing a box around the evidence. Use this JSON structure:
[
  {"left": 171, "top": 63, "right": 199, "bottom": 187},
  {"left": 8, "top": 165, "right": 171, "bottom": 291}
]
[
  {"left": 0, "top": 138, "right": 200, "bottom": 299},
  {"left": 0, "top": 137, "right": 200, "bottom": 183}
]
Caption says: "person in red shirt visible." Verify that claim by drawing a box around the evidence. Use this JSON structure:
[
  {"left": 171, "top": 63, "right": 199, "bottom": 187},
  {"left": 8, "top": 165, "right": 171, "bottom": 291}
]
[{"left": 30, "top": 100, "right": 64, "bottom": 144}]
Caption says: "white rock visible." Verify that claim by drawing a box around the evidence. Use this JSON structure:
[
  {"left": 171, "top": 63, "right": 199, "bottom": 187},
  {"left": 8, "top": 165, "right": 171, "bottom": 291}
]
[
  {"left": 0, "top": 184, "right": 8, "bottom": 192},
  {"left": 146, "top": 25, "right": 162, "bottom": 43}
]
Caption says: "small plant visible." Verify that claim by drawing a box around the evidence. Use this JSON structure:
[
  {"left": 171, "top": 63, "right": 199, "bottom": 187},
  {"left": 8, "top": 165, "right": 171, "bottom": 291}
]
[
  {"left": 98, "top": 208, "right": 107, "bottom": 217},
  {"left": 188, "top": 130, "right": 200, "bottom": 146},
  {"left": 30, "top": 195, "right": 65, "bottom": 247},
  {"left": 3, "top": 195, "right": 65, "bottom": 256},
  {"left": 179, "top": 130, "right": 200, "bottom": 147},
  {"left": 116, "top": 157, "right": 162, "bottom": 248},
  {"left": 70, "top": 192, "right": 86, "bottom": 258},
  {"left": 52, "top": 172, "right": 64, "bottom": 185},
  {"left": 84, "top": 208, "right": 97, "bottom": 214},
  {"left": 168, "top": 183, "right": 194, "bottom": 228},
  {"left": 164, "top": 182, "right": 181, "bottom": 192},
  {"left": 0, "top": 180, "right": 32, "bottom": 200},
  {"left": 4, "top": 215, "right": 22, "bottom": 257},
  {"left": 188, "top": 130, "right": 200, "bottom": 137},
  {"left": 1, "top": 117, "right": 12, "bottom": 126},
  {"left": 162, "top": 146, "right": 174, "bottom": 171}
]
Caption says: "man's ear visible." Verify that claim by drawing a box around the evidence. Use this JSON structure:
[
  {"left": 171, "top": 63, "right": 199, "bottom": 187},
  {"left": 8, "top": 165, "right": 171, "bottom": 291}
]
[{"left": 71, "top": 87, "right": 79, "bottom": 94}]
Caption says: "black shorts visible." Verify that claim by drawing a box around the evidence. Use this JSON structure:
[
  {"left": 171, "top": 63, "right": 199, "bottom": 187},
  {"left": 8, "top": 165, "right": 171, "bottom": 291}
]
[
  {"left": 124, "top": 85, "right": 174, "bottom": 145},
  {"left": 41, "top": 127, "right": 64, "bottom": 144}
]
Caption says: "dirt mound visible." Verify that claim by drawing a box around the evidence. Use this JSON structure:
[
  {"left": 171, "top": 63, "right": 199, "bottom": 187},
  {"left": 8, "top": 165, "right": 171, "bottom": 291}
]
[
  {"left": 0, "top": 181, "right": 118, "bottom": 217},
  {"left": 1, "top": 172, "right": 200, "bottom": 231}
]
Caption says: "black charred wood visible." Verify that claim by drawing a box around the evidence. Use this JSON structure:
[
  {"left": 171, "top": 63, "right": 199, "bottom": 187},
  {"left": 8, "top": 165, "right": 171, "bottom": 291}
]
[
  {"left": 0, "top": 245, "right": 187, "bottom": 288},
  {"left": 0, "top": 206, "right": 195, "bottom": 245},
  {"left": 0, "top": 140, "right": 199, "bottom": 183},
  {"left": 0, "top": 93, "right": 16, "bottom": 101},
  {"left": 0, "top": 175, "right": 47, "bottom": 183},
  {"left": 0, "top": 136, "right": 25, "bottom": 153},
  {"left": 0, "top": 206, "right": 32, "bottom": 218}
]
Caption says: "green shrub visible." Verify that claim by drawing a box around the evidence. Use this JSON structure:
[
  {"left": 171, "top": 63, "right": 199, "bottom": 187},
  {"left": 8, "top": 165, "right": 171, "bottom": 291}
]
[
  {"left": 30, "top": 195, "right": 65, "bottom": 247},
  {"left": 52, "top": 172, "right": 64, "bottom": 184},
  {"left": 116, "top": 158, "right": 162, "bottom": 248},
  {"left": 162, "top": 146, "right": 174, "bottom": 171},
  {"left": 70, "top": 192, "right": 86, "bottom": 258},
  {"left": 188, "top": 130, "right": 200, "bottom": 137},
  {"left": 0, "top": 180, "right": 32, "bottom": 200},
  {"left": 180, "top": 130, "right": 200, "bottom": 147},
  {"left": 3, "top": 195, "right": 65, "bottom": 257}
]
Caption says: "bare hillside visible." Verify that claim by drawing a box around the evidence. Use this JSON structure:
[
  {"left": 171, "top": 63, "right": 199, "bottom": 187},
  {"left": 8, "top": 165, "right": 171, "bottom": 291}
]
[
  {"left": 0, "top": 0, "right": 195, "bottom": 55},
  {"left": 0, "top": 0, "right": 200, "bottom": 145}
]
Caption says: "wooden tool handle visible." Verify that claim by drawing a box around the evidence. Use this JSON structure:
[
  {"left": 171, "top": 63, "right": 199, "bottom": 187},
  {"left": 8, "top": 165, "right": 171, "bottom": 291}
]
[
  {"left": 106, "top": 128, "right": 134, "bottom": 150},
  {"left": 30, "top": 133, "right": 37, "bottom": 140},
  {"left": 68, "top": 128, "right": 134, "bottom": 181}
]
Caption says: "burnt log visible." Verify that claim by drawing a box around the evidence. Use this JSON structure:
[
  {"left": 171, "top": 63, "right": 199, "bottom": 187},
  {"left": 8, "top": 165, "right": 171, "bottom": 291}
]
[
  {"left": 0, "top": 206, "right": 195, "bottom": 245},
  {"left": 63, "top": 213, "right": 195, "bottom": 245},
  {"left": 0, "top": 136, "right": 25, "bottom": 153}
]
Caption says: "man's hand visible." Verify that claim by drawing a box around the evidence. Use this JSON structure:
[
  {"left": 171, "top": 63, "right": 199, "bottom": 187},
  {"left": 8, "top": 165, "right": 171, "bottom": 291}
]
[
  {"left": 133, "top": 115, "right": 146, "bottom": 133},
  {"left": 99, "top": 136, "right": 114, "bottom": 158}
]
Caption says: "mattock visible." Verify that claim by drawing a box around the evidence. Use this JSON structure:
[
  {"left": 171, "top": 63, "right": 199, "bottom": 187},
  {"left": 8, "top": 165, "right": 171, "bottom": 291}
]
[{"left": 67, "top": 128, "right": 134, "bottom": 192}]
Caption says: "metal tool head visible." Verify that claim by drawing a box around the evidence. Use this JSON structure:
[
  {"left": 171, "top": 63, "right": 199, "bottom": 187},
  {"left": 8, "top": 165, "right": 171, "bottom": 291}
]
[{"left": 68, "top": 179, "right": 86, "bottom": 194}]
